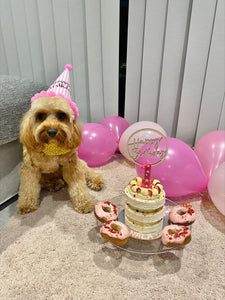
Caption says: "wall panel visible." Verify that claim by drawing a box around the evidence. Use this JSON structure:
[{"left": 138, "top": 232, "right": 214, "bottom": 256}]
[
  {"left": 176, "top": 0, "right": 217, "bottom": 145},
  {"left": 0, "top": 0, "right": 119, "bottom": 124},
  {"left": 125, "top": 0, "right": 224, "bottom": 146},
  {"left": 194, "top": 0, "right": 225, "bottom": 143},
  {"left": 157, "top": 0, "right": 191, "bottom": 137},
  {"left": 0, "top": 0, "right": 20, "bottom": 75},
  {"left": 138, "top": 0, "right": 168, "bottom": 122}
]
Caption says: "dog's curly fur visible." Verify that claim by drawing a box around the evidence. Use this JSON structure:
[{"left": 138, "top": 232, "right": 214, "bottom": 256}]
[{"left": 17, "top": 96, "right": 104, "bottom": 214}]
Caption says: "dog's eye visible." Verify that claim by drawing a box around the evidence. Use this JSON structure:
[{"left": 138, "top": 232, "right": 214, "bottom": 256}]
[
  {"left": 37, "top": 113, "right": 46, "bottom": 121},
  {"left": 57, "top": 112, "right": 66, "bottom": 120}
]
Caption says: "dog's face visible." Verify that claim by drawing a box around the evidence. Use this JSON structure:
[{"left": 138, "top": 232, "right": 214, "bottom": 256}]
[{"left": 20, "top": 96, "right": 82, "bottom": 152}]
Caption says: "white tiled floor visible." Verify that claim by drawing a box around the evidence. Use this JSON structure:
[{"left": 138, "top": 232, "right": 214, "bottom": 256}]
[{"left": 0, "top": 196, "right": 17, "bottom": 228}]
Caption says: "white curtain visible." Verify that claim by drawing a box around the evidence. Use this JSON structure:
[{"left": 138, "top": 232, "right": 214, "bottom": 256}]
[
  {"left": 125, "top": 0, "right": 224, "bottom": 147},
  {"left": 0, "top": 0, "right": 120, "bottom": 124}
]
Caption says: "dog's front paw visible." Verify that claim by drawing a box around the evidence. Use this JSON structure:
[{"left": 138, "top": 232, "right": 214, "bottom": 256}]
[
  {"left": 17, "top": 203, "right": 39, "bottom": 215},
  {"left": 74, "top": 201, "right": 95, "bottom": 214},
  {"left": 71, "top": 194, "right": 94, "bottom": 214},
  {"left": 87, "top": 173, "right": 104, "bottom": 191}
]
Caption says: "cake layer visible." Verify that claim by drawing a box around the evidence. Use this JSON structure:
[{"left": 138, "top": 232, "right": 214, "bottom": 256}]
[
  {"left": 125, "top": 202, "right": 164, "bottom": 224},
  {"left": 125, "top": 190, "right": 165, "bottom": 211},
  {"left": 125, "top": 215, "right": 163, "bottom": 237},
  {"left": 125, "top": 177, "right": 165, "bottom": 201},
  {"left": 124, "top": 177, "right": 165, "bottom": 238}
]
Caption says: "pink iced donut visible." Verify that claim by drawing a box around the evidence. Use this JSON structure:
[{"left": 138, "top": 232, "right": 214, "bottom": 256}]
[
  {"left": 169, "top": 204, "right": 196, "bottom": 226},
  {"left": 161, "top": 224, "right": 191, "bottom": 248},
  {"left": 100, "top": 220, "right": 130, "bottom": 246},
  {"left": 94, "top": 201, "right": 118, "bottom": 223}
]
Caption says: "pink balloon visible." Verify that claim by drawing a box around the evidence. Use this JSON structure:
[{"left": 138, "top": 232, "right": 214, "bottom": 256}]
[
  {"left": 194, "top": 131, "right": 225, "bottom": 180},
  {"left": 101, "top": 116, "right": 129, "bottom": 151},
  {"left": 119, "top": 121, "right": 167, "bottom": 161},
  {"left": 78, "top": 123, "right": 117, "bottom": 167},
  {"left": 136, "top": 137, "right": 208, "bottom": 197},
  {"left": 208, "top": 162, "right": 225, "bottom": 216}
]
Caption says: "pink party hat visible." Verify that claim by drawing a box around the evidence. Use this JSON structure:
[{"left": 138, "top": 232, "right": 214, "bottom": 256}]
[{"left": 31, "top": 64, "right": 79, "bottom": 119}]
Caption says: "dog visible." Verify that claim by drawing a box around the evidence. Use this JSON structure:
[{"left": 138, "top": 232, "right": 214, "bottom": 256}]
[{"left": 17, "top": 95, "right": 104, "bottom": 214}]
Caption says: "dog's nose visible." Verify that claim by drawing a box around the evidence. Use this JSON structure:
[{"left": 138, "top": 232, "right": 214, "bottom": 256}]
[{"left": 47, "top": 128, "right": 58, "bottom": 137}]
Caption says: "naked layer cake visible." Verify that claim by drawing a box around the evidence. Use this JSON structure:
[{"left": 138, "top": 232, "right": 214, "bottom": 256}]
[{"left": 124, "top": 177, "right": 165, "bottom": 239}]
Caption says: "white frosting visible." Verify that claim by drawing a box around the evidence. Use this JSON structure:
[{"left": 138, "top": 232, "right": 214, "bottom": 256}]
[
  {"left": 125, "top": 202, "right": 164, "bottom": 223},
  {"left": 125, "top": 178, "right": 165, "bottom": 201},
  {"left": 125, "top": 189, "right": 165, "bottom": 211},
  {"left": 124, "top": 177, "right": 165, "bottom": 237},
  {"left": 125, "top": 215, "right": 163, "bottom": 237}
]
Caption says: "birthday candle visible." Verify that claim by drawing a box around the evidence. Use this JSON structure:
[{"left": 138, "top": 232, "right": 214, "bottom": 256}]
[{"left": 140, "top": 163, "right": 151, "bottom": 188}]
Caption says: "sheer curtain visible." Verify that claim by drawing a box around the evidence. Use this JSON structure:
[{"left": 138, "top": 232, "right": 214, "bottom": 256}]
[
  {"left": 125, "top": 0, "right": 224, "bottom": 146},
  {"left": 0, "top": 0, "right": 119, "bottom": 124}
]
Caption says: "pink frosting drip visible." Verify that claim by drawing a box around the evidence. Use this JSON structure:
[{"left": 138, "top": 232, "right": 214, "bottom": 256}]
[
  {"left": 169, "top": 204, "right": 196, "bottom": 224},
  {"left": 161, "top": 224, "right": 191, "bottom": 245},
  {"left": 100, "top": 221, "right": 130, "bottom": 240},
  {"left": 95, "top": 201, "right": 118, "bottom": 222},
  {"left": 31, "top": 91, "right": 79, "bottom": 119}
]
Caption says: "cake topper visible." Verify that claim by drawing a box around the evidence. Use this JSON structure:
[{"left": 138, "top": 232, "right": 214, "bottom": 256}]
[{"left": 126, "top": 128, "right": 168, "bottom": 188}]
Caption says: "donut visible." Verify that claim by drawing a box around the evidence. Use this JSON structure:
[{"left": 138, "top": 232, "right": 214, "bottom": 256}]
[
  {"left": 161, "top": 224, "right": 191, "bottom": 248},
  {"left": 169, "top": 204, "right": 196, "bottom": 226},
  {"left": 100, "top": 220, "right": 130, "bottom": 246},
  {"left": 94, "top": 201, "right": 118, "bottom": 223}
]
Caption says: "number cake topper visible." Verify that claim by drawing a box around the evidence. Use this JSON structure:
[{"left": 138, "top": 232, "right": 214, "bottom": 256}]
[{"left": 126, "top": 128, "right": 168, "bottom": 188}]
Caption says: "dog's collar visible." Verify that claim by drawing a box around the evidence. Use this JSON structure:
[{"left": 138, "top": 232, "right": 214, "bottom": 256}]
[{"left": 43, "top": 143, "right": 71, "bottom": 156}]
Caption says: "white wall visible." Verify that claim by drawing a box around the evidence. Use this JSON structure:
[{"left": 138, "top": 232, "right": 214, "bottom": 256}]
[
  {"left": 0, "top": 0, "right": 120, "bottom": 124},
  {"left": 125, "top": 0, "right": 224, "bottom": 146}
]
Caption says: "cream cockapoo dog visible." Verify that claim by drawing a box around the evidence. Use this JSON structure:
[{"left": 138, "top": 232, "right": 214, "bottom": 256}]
[{"left": 17, "top": 95, "right": 104, "bottom": 214}]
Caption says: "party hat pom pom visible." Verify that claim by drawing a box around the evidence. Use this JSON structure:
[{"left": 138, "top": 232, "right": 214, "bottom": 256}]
[{"left": 65, "top": 64, "right": 72, "bottom": 71}]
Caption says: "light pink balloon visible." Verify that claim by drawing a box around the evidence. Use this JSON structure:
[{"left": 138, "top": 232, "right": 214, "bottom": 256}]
[
  {"left": 136, "top": 137, "right": 208, "bottom": 197},
  {"left": 208, "top": 162, "right": 225, "bottom": 216},
  {"left": 194, "top": 131, "right": 225, "bottom": 180},
  {"left": 119, "top": 121, "right": 167, "bottom": 161},
  {"left": 101, "top": 116, "right": 129, "bottom": 151},
  {"left": 78, "top": 123, "right": 117, "bottom": 167}
]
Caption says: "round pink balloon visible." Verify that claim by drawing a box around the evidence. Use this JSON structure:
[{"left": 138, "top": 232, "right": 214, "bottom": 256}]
[
  {"left": 194, "top": 131, "right": 225, "bottom": 180},
  {"left": 136, "top": 137, "right": 208, "bottom": 197},
  {"left": 119, "top": 121, "right": 167, "bottom": 161},
  {"left": 208, "top": 162, "right": 225, "bottom": 216},
  {"left": 101, "top": 116, "right": 129, "bottom": 151},
  {"left": 78, "top": 123, "right": 117, "bottom": 167}
]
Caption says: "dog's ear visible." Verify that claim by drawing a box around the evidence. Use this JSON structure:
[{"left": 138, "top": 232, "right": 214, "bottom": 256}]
[
  {"left": 20, "top": 111, "right": 39, "bottom": 151},
  {"left": 71, "top": 119, "right": 82, "bottom": 149}
]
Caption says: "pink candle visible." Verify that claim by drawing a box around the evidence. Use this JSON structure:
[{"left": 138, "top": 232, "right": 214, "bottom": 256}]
[{"left": 140, "top": 162, "right": 152, "bottom": 188}]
